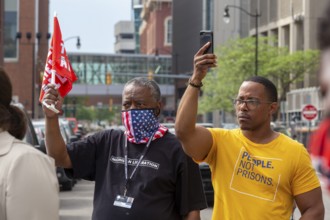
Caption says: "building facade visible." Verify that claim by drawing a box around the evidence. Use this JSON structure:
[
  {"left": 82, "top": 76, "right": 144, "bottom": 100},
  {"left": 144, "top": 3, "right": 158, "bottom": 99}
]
[
  {"left": 3, "top": 0, "right": 50, "bottom": 119},
  {"left": 250, "top": 0, "right": 328, "bottom": 123},
  {"left": 213, "top": 0, "right": 249, "bottom": 45},
  {"left": 173, "top": 0, "right": 328, "bottom": 126},
  {"left": 132, "top": 0, "right": 143, "bottom": 53},
  {"left": 114, "top": 21, "right": 135, "bottom": 54},
  {"left": 139, "top": 0, "right": 172, "bottom": 56},
  {"left": 172, "top": 0, "right": 215, "bottom": 115},
  {"left": 66, "top": 52, "right": 175, "bottom": 120}
]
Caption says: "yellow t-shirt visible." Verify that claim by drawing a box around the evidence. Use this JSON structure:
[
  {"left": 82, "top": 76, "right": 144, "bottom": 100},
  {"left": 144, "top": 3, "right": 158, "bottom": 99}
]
[{"left": 203, "top": 128, "right": 320, "bottom": 220}]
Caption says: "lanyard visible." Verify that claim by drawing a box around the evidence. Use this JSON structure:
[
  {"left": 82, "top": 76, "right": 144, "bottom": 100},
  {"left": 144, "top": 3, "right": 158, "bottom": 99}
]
[{"left": 123, "top": 132, "right": 155, "bottom": 196}]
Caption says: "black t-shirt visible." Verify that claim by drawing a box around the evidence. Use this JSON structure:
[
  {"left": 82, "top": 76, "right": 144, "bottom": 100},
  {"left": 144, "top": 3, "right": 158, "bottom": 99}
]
[{"left": 66, "top": 129, "right": 207, "bottom": 220}]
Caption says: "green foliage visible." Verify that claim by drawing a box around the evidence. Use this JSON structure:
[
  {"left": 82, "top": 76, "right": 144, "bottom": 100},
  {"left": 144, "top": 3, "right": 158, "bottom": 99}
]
[
  {"left": 64, "top": 96, "right": 121, "bottom": 124},
  {"left": 76, "top": 105, "right": 94, "bottom": 121},
  {"left": 74, "top": 103, "right": 121, "bottom": 124},
  {"left": 199, "top": 36, "right": 319, "bottom": 113},
  {"left": 264, "top": 49, "right": 319, "bottom": 101}
]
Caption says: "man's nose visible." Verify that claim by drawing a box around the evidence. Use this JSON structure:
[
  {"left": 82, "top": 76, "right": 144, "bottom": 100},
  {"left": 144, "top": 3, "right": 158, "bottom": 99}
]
[
  {"left": 238, "top": 101, "right": 249, "bottom": 111},
  {"left": 129, "top": 103, "right": 137, "bottom": 109}
]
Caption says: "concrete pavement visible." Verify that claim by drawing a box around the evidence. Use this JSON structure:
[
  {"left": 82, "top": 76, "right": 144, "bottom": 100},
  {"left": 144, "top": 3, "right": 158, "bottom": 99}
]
[{"left": 60, "top": 179, "right": 330, "bottom": 219}]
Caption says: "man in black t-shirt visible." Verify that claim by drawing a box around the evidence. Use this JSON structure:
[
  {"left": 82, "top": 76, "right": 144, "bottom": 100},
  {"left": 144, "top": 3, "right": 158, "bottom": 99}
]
[{"left": 42, "top": 77, "right": 207, "bottom": 220}]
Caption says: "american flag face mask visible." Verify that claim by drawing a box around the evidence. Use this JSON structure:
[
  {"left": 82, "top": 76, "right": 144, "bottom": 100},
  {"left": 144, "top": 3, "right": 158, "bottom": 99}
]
[{"left": 122, "top": 109, "right": 166, "bottom": 144}]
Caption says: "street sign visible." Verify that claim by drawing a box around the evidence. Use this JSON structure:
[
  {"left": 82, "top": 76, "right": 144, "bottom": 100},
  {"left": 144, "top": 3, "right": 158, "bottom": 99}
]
[{"left": 302, "top": 104, "right": 318, "bottom": 121}]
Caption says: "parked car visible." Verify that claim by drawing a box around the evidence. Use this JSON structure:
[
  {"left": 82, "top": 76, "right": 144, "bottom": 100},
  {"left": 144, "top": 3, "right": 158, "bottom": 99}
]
[
  {"left": 273, "top": 126, "right": 291, "bottom": 137},
  {"left": 199, "top": 162, "right": 214, "bottom": 206},
  {"left": 13, "top": 104, "right": 74, "bottom": 191},
  {"left": 32, "top": 119, "right": 75, "bottom": 191},
  {"left": 221, "top": 123, "right": 239, "bottom": 129},
  {"left": 161, "top": 122, "right": 175, "bottom": 129},
  {"left": 10, "top": 102, "right": 78, "bottom": 191},
  {"left": 196, "top": 122, "right": 214, "bottom": 128},
  {"left": 77, "top": 123, "right": 88, "bottom": 137},
  {"left": 56, "top": 167, "right": 74, "bottom": 191},
  {"left": 59, "top": 118, "right": 80, "bottom": 142},
  {"left": 167, "top": 123, "right": 214, "bottom": 206},
  {"left": 66, "top": 117, "right": 79, "bottom": 134},
  {"left": 11, "top": 103, "right": 45, "bottom": 153}
]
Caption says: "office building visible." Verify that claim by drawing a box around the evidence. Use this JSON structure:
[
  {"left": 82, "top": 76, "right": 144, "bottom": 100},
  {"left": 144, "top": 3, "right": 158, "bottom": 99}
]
[
  {"left": 114, "top": 21, "right": 135, "bottom": 54},
  {"left": 132, "top": 0, "right": 143, "bottom": 53}
]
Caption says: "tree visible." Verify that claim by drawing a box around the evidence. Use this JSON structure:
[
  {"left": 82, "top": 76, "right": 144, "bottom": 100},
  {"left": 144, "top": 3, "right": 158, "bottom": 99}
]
[
  {"left": 76, "top": 104, "right": 121, "bottom": 124},
  {"left": 199, "top": 37, "right": 319, "bottom": 115},
  {"left": 76, "top": 105, "right": 94, "bottom": 121},
  {"left": 264, "top": 49, "right": 319, "bottom": 102}
]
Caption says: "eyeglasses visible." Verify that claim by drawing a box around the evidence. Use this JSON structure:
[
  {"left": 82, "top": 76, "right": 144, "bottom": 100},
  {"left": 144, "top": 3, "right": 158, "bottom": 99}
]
[{"left": 233, "top": 99, "right": 273, "bottom": 110}]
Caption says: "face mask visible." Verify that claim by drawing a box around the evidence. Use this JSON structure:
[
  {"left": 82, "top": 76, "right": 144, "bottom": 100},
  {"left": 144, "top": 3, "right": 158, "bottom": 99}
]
[{"left": 122, "top": 109, "right": 160, "bottom": 144}]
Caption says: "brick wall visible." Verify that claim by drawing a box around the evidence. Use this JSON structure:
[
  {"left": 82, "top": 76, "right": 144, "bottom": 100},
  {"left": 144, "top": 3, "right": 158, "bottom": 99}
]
[
  {"left": 4, "top": 0, "right": 49, "bottom": 118},
  {"left": 140, "top": 2, "right": 172, "bottom": 56}
]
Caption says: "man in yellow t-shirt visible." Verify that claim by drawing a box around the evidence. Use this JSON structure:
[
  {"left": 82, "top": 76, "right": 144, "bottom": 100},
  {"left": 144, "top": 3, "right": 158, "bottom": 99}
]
[
  {"left": 204, "top": 128, "right": 320, "bottom": 219},
  {"left": 175, "top": 42, "right": 324, "bottom": 219}
]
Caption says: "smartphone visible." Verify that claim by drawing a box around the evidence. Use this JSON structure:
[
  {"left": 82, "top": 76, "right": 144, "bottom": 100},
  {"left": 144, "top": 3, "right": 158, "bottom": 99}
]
[{"left": 200, "top": 30, "right": 213, "bottom": 54}]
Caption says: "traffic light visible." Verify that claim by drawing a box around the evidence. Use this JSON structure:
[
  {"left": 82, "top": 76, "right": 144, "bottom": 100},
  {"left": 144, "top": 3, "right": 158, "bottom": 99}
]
[
  {"left": 148, "top": 69, "right": 154, "bottom": 80},
  {"left": 105, "top": 72, "right": 112, "bottom": 85}
]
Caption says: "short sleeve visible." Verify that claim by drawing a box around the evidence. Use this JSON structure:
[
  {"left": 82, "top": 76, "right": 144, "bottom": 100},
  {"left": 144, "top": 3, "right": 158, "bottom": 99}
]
[
  {"left": 67, "top": 130, "right": 122, "bottom": 181},
  {"left": 175, "top": 154, "right": 207, "bottom": 216},
  {"left": 292, "top": 146, "right": 321, "bottom": 196},
  {"left": 66, "top": 131, "right": 103, "bottom": 180},
  {"left": 6, "top": 151, "right": 59, "bottom": 220}
]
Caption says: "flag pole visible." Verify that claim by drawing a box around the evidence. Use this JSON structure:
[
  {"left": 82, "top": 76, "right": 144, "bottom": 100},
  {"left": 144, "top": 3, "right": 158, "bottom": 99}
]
[
  {"left": 51, "top": 12, "right": 57, "bottom": 87},
  {"left": 42, "top": 12, "right": 59, "bottom": 114}
]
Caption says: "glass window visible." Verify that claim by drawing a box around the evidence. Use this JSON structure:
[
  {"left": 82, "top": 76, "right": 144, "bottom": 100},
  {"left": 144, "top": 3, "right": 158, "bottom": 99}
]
[
  {"left": 164, "top": 17, "right": 172, "bottom": 46},
  {"left": 4, "top": 0, "right": 18, "bottom": 59},
  {"left": 120, "top": 33, "right": 134, "bottom": 39}
]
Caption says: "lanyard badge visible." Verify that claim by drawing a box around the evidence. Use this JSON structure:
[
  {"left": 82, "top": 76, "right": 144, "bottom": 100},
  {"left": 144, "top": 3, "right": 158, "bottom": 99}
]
[
  {"left": 113, "top": 195, "right": 134, "bottom": 209},
  {"left": 113, "top": 133, "right": 155, "bottom": 209}
]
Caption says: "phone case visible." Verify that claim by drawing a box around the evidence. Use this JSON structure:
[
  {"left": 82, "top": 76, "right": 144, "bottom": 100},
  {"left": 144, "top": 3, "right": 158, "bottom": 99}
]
[{"left": 200, "top": 30, "right": 213, "bottom": 54}]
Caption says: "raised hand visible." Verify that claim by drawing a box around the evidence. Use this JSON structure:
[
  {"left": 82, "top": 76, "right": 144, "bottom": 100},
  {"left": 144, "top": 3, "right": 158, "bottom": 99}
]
[
  {"left": 42, "top": 84, "right": 63, "bottom": 118},
  {"left": 192, "top": 42, "right": 217, "bottom": 82}
]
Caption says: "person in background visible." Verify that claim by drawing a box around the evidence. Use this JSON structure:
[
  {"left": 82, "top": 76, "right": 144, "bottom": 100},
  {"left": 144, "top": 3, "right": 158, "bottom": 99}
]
[
  {"left": 42, "top": 77, "right": 207, "bottom": 220},
  {"left": 308, "top": 2, "right": 330, "bottom": 193},
  {"left": 0, "top": 68, "right": 59, "bottom": 220},
  {"left": 175, "top": 42, "right": 324, "bottom": 219}
]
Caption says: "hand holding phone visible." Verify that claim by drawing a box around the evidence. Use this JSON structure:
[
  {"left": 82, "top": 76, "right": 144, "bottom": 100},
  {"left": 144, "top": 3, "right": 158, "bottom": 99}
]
[{"left": 200, "top": 30, "right": 213, "bottom": 54}]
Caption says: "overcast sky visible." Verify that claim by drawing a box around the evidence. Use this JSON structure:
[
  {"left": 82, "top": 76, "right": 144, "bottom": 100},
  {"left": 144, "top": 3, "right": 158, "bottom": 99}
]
[{"left": 49, "top": 0, "right": 131, "bottom": 54}]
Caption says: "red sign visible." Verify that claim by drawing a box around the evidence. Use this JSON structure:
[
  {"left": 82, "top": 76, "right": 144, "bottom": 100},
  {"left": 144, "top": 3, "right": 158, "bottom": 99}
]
[{"left": 302, "top": 104, "right": 318, "bottom": 121}]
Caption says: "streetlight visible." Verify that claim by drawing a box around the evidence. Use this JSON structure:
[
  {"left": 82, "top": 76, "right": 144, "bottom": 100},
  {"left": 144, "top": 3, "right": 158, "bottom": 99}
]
[
  {"left": 62, "top": 36, "right": 81, "bottom": 117},
  {"left": 223, "top": 5, "right": 261, "bottom": 76},
  {"left": 64, "top": 36, "right": 81, "bottom": 49}
]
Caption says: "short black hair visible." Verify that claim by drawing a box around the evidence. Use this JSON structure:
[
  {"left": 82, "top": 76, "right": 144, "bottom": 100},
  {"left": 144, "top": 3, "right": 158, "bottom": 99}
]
[
  {"left": 124, "top": 77, "right": 161, "bottom": 102},
  {"left": 245, "top": 76, "right": 278, "bottom": 102}
]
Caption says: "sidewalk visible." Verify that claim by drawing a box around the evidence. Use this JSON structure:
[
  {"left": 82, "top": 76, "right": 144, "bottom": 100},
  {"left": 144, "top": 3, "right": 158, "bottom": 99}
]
[
  {"left": 293, "top": 177, "right": 330, "bottom": 219},
  {"left": 322, "top": 190, "right": 330, "bottom": 220}
]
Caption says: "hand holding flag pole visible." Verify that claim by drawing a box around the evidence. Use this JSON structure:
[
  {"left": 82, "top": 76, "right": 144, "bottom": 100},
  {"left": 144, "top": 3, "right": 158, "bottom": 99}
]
[
  {"left": 42, "top": 69, "right": 60, "bottom": 113},
  {"left": 40, "top": 12, "right": 77, "bottom": 114}
]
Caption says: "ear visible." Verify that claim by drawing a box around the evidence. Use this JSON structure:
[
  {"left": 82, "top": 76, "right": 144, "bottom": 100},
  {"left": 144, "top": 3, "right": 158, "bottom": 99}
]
[
  {"left": 269, "top": 102, "right": 278, "bottom": 116},
  {"left": 155, "top": 102, "right": 162, "bottom": 117}
]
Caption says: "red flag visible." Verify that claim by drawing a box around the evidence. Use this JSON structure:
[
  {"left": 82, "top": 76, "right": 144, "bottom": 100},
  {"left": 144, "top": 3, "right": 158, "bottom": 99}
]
[{"left": 39, "top": 15, "right": 77, "bottom": 102}]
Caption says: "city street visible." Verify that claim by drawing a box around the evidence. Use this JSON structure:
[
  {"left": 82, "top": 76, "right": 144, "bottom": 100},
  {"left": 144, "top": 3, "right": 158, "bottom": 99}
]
[
  {"left": 60, "top": 179, "right": 330, "bottom": 219},
  {"left": 59, "top": 180, "right": 213, "bottom": 220},
  {"left": 59, "top": 180, "right": 93, "bottom": 220},
  {"left": 5, "top": 0, "right": 330, "bottom": 219}
]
